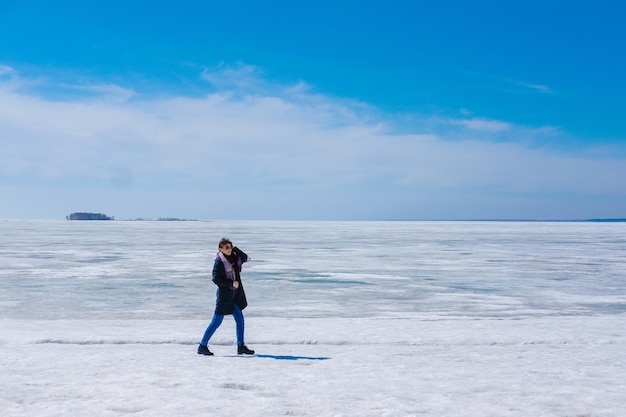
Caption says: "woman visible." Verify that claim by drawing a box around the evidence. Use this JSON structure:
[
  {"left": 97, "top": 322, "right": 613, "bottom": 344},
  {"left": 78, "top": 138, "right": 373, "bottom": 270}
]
[{"left": 198, "top": 238, "right": 255, "bottom": 356}]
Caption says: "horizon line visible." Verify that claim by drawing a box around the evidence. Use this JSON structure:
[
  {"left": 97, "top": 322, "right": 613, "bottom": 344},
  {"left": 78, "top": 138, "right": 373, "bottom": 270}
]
[{"left": 2, "top": 217, "right": 625, "bottom": 223}]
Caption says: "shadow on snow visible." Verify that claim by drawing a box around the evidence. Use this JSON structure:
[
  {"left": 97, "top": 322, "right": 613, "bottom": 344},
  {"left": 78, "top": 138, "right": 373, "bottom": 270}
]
[{"left": 249, "top": 354, "right": 330, "bottom": 361}]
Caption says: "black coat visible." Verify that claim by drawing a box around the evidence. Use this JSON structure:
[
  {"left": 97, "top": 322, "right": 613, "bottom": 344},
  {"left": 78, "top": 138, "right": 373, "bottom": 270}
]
[{"left": 212, "top": 247, "right": 248, "bottom": 315}]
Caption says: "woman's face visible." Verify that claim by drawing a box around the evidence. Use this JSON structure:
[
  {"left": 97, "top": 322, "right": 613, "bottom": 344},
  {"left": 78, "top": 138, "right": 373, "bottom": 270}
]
[{"left": 219, "top": 244, "right": 233, "bottom": 255}]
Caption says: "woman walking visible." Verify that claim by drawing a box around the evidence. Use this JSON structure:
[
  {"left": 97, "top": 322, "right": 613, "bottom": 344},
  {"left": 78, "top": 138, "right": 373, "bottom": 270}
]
[{"left": 198, "top": 238, "right": 255, "bottom": 356}]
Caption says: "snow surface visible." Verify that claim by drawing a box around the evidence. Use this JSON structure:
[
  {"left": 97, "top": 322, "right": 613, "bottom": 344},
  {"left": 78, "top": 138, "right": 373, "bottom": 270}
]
[{"left": 1, "top": 220, "right": 625, "bottom": 416}]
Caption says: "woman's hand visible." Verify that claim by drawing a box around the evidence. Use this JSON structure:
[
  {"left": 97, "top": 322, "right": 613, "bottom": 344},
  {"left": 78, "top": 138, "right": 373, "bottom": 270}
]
[{"left": 233, "top": 281, "right": 240, "bottom": 289}]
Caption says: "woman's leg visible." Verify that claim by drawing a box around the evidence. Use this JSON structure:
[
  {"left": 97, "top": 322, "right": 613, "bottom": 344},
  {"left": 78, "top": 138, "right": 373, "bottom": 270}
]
[
  {"left": 232, "top": 305, "right": 245, "bottom": 345},
  {"left": 200, "top": 313, "right": 224, "bottom": 346}
]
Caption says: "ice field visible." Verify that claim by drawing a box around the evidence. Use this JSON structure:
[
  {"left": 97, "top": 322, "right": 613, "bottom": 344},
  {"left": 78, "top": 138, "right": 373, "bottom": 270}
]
[{"left": 1, "top": 220, "right": 625, "bottom": 416}]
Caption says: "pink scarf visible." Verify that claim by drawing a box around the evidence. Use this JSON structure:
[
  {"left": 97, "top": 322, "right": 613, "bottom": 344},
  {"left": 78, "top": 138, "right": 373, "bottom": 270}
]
[{"left": 217, "top": 252, "right": 237, "bottom": 289}]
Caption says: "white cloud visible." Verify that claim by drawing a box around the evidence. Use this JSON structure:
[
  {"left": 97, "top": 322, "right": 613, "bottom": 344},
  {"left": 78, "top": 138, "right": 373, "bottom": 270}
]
[
  {"left": 1, "top": 65, "right": 625, "bottom": 220},
  {"left": 453, "top": 118, "right": 512, "bottom": 132},
  {"left": 0, "top": 64, "right": 15, "bottom": 77},
  {"left": 200, "top": 62, "right": 263, "bottom": 91},
  {"left": 70, "top": 83, "right": 137, "bottom": 101},
  {"left": 517, "top": 81, "right": 553, "bottom": 94}
]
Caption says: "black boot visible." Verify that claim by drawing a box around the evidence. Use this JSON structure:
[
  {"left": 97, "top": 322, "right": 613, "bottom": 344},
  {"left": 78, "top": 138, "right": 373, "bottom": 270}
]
[
  {"left": 197, "top": 344, "right": 214, "bottom": 356},
  {"left": 237, "top": 344, "right": 255, "bottom": 355}
]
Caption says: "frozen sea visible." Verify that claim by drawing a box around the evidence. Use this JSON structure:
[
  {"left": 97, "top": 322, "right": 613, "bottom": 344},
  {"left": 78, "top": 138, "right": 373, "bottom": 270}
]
[{"left": 1, "top": 219, "right": 625, "bottom": 417}]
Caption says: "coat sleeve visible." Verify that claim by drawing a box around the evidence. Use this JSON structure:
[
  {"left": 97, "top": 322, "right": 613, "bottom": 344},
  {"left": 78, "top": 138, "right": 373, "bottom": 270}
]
[
  {"left": 212, "top": 258, "right": 231, "bottom": 287},
  {"left": 232, "top": 246, "right": 248, "bottom": 263}
]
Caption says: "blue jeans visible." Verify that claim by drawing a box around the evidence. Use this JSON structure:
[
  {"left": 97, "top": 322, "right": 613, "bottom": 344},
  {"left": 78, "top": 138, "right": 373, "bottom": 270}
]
[{"left": 200, "top": 304, "right": 245, "bottom": 346}]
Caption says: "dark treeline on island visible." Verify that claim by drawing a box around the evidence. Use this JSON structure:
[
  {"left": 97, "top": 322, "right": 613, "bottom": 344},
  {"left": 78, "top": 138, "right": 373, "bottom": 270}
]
[
  {"left": 67, "top": 212, "right": 114, "bottom": 220},
  {"left": 66, "top": 213, "right": 196, "bottom": 221}
]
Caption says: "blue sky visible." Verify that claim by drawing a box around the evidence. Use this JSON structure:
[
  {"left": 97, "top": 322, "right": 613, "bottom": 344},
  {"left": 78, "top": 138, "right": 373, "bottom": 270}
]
[{"left": 1, "top": 0, "right": 625, "bottom": 220}]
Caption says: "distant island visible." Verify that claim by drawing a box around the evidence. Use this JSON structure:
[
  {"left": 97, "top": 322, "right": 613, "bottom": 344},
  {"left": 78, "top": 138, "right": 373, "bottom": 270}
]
[
  {"left": 66, "top": 212, "right": 114, "bottom": 220},
  {"left": 65, "top": 213, "right": 197, "bottom": 221}
]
